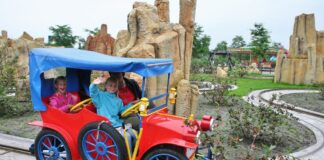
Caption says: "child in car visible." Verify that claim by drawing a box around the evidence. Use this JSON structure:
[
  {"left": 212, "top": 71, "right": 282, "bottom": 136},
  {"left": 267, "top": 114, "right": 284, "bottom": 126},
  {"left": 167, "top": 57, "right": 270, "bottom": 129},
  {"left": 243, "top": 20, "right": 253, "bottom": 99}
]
[
  {"left": 49, "top": 76, "right": 79, "bottom": 112},
  {"left": 89, "top": 76, "right": 137, "bottom": 152}
]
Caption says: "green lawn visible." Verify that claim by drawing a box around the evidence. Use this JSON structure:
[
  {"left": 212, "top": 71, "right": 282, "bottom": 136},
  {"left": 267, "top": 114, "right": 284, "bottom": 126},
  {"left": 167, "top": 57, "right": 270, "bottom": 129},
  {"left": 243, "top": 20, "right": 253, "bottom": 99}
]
[
  {"left": 230, "top": 78, "right": 312, "bottom": 96},
  {"left": 190, "top": 73, "right": 313, "bottom": 96}
]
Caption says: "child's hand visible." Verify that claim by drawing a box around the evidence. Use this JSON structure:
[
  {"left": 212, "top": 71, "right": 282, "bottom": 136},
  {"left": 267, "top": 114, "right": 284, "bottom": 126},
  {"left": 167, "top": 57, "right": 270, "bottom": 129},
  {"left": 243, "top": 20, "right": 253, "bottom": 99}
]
[{"left": 93, "top": 77, "right": 104, "bottom": 85}]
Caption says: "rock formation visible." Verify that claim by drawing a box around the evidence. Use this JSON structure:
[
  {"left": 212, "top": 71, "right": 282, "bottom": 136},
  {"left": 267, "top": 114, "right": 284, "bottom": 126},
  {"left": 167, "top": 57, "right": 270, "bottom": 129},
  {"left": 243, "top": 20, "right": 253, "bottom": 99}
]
[
  {"left": 274, "top": 14, "right": 324, "bottom": 84},
  {"left": 0, "top": 31, "right": 45, "bottom": 100},
  {"left": 113, "top": 0, "right": 198, "bottom": 117},
  {"left": 85, "top": 24, "right": 115, "bottom": 55}
]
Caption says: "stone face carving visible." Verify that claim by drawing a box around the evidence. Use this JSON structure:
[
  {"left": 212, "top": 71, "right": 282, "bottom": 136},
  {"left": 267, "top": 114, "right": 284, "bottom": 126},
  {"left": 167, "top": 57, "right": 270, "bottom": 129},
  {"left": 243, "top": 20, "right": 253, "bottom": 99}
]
[
  {"left": 0, "top": 30, "right": 45, "bottom": 100},
  {"left": 114, "top": 1, "right": 197, "bottom": 116},
  {"left": 274, "top": 14, "right": 324, "bottom": 84},
  {"left": 85, "top": 24, "right": 115, "bottom": 55}
]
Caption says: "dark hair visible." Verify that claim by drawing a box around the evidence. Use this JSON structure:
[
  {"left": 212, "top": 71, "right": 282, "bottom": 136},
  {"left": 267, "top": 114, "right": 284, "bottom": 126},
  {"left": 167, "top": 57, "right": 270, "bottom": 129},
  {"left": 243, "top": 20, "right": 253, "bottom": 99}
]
[
  {"left": 105, "top": 77, "right": 118, "bottom": 86},
  {"left": 109, "top": 72, "right": 125, "bottom": 77},
  {"left": 54, "top": 76, "right": 66, "bottom": 84}
]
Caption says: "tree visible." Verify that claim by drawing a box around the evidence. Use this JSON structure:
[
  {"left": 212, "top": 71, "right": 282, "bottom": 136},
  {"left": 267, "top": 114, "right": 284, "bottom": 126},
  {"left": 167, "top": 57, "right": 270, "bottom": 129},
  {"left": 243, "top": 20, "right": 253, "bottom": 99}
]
[
  {"left": 250, "top": 23, "right": 271, "bottom": 58},
  {"left": 85, "top": 27, "right": 100, "bottom": 36},
  {"left": 48, "top": 25, "right": 78, "bottom": 47},
  {"left": 192, "top": 24, "right": 211, "bottom": 58},
  {"left": 215, "top": 41, "right": 228, "bottom": 51},
  {"left": 270, "top": 42, "right": 284, "bottom": 50},
  {"left": 231, "top": 35, "right": 246, "bottom": 48}
]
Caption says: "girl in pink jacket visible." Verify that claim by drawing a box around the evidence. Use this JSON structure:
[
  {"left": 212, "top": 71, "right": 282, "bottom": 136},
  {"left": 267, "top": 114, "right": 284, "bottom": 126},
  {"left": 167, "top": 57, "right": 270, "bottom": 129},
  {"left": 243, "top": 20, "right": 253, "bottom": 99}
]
[{"left": 49, "top": 76, "right": 79, "bottom": 112}]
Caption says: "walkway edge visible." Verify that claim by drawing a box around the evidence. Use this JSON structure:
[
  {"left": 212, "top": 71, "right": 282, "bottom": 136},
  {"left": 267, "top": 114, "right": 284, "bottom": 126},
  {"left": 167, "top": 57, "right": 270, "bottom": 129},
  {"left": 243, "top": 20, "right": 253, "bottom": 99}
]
[
  {"left": 258, "top": 89, "right": 324, "bottom": 119},
  {"left": 0, "top": 133, "right": 33, "bottom": 151}
]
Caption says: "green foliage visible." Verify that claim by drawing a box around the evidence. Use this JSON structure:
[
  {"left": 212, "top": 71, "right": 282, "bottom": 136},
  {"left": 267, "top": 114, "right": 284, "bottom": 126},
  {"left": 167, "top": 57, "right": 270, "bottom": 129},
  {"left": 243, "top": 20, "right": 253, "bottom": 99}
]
[
  {"left": 203, "top": 78, "right": 236, "bottom": 107},
  {"left": 250, "top": 23, "right": 271, "bottom": 58},
  {"left": 0, "top": 46, "right": 32, "bottom": 117},
  {"left": 190, "top": 57, "right": 212, "bottom": 73},
  {"left": 192, "top": 24, "right": 211, "bottom": 58},
  {"left": 85, "top": 27, "right": 100, "bottom": 36},
  {"left": 270, "top": 42, "right": 284, "bottom": 50},
  {"left": 0, "top": 97, "right": 32, "bottom": 117},
  {"left": 231, "top": 35, "right": 246, "bottom": 48},
  {"left": 215, "top": 41, "right": 228, "bottom": 51},
  {"left": 48, "top": 25, "right": 78, "bottom": 47},
  {"left": 228, "top": 100, "right": 294, "bottom": 145},
  {"left": 229, "top": 66, "right": 248, "bottom": 78}
]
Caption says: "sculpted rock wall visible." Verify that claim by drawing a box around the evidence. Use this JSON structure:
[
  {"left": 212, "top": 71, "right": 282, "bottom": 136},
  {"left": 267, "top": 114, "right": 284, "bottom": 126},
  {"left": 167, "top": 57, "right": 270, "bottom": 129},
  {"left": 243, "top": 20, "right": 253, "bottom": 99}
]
[
  {"left": 274, "top": 14, "right": 324, "bottom": 84},
  {"left": 113, "top": 1, "right": 198, "bottom": 117},
  {"left": 85, "top": 24, "right": 115, "bottom": 55},
  {"left": 0, "top": 31, "right": 45, "bottom": 100}
]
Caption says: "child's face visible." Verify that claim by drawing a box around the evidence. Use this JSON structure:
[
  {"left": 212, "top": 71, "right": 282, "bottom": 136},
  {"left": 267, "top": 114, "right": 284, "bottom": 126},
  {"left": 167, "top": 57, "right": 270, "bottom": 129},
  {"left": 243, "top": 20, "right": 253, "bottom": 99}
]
[
  {"left": 105, "top": 81, "right": 118, "bottom": 93},
  {"left": 55, "top": 80, "right": 67, "bottom": 94}
]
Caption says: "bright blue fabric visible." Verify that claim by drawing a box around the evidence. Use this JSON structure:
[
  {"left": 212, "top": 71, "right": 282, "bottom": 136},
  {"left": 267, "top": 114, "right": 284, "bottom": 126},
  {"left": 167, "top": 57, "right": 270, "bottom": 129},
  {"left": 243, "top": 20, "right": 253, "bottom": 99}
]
[
  {"left": 29, "top": 48, "right": 173, "bottom": 111},
  {"left": 89, "top": 84, "right": 132, "bottom": 128}
]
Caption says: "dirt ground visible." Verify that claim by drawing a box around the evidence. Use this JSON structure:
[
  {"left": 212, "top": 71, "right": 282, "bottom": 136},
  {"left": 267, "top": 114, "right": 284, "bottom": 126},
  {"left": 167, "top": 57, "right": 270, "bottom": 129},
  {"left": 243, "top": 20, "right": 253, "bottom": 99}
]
[
  {"left": 0, "top": 112, "right": 40, "bottom": 139},
  {"left": 195, "top": 95, "right": 316, "bottom": 159},
  {"left": 281, "top": 93, "right": 324, "bottom": 114}
]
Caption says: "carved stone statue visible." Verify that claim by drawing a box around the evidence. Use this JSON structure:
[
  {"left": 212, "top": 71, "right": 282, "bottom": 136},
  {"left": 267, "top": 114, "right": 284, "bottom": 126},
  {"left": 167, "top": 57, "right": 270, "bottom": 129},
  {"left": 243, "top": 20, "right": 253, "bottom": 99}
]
[{"left": 113, "top": 0, "right": 198, "bottom": 117}]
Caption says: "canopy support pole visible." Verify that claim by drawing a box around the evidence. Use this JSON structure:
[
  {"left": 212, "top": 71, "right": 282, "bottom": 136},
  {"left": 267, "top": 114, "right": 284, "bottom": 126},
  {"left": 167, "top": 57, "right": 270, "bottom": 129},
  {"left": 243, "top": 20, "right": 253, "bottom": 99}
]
[{"left": 141, "top": 77, "right": 146, "bottom": 98}]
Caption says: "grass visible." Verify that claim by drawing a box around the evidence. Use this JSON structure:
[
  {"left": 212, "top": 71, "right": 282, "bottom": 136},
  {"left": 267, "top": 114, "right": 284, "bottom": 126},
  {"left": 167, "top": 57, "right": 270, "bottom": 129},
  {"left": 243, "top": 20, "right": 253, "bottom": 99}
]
[
  {"left": 246, "top": 72, "right": 274, "bottom": 78},
  {"left": 230, "top": 78, "right": 312, "bottom": 96},
  {"left": 190, "top": 73, "right": 313, "bottom": 96}
]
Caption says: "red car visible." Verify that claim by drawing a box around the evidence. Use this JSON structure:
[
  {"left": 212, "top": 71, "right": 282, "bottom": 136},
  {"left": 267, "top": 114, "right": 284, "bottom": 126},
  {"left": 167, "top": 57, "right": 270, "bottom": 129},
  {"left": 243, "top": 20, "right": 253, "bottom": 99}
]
[{"left": 28, "top": 48, "right": 214, "bottom": 160}]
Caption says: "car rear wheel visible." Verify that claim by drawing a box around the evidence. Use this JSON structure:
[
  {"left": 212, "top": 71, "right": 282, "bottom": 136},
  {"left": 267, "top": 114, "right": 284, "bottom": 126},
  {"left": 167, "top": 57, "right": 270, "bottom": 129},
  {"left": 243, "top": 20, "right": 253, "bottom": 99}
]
[
  {"left": 143, "top": 148, "right": 188, "bottom": 160},
  {"left": 78, "top": 122, "right": 127, "bottom": 160},
  {"left": 34, "top": 129, "right": 71, "bottom": 160}
]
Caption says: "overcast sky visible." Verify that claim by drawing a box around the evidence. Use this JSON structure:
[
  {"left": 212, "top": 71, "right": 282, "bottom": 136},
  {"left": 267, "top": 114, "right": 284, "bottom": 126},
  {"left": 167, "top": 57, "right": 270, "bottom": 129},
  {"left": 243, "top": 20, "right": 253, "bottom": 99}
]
[{"left": 1, "top": 0, "right": 323, "bottom": 49}]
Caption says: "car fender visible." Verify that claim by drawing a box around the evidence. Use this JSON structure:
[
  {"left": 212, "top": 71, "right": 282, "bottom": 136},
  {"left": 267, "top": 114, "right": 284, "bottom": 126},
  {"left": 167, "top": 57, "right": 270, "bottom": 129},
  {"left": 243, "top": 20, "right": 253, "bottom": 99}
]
[{"left": 29, "top": 121, "right": 77, "bottom": 157}]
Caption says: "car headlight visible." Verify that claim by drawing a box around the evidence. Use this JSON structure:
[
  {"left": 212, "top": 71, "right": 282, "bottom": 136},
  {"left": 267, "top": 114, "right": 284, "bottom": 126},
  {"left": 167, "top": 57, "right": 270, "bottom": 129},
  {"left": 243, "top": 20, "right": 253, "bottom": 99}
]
[
  {"left": 195, "top": 131, "right": 201, "bottom": 144},
  {"left": 210, "top": 118, "right": 215, "bottom": 131}
]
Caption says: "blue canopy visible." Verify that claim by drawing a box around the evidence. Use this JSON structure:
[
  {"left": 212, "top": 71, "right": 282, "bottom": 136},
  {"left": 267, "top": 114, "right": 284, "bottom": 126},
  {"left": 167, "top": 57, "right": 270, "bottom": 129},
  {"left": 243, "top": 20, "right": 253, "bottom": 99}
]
[{"left": 29, "top": 48, "right": 173, "bottom": 111}]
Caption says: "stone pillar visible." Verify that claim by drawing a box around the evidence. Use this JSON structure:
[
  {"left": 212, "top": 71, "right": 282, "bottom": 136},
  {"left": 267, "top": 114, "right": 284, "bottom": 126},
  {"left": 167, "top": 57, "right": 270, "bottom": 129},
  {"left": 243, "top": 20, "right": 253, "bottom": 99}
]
[
  {"left": 175, "top": 79, "right": 191, "bottom": 117},
  {"left": 190, "top": 85, "right": 199, "bottom": 115},
  {"left": 180, "top": 0, "right": 196, "bottom": 80},
  {"left": 155, "top": 0, "right": 170, "bottom": 23},
  {"left": 1, "top": 30, "right": 8, "bottom": 39}
]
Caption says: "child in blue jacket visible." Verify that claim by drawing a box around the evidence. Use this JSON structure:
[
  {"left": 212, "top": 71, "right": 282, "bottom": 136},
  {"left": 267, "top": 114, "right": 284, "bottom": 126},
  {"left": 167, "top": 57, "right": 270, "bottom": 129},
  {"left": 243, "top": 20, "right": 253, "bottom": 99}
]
[{"left": 90, "top": 76, "right": 136, "bottom": 152}]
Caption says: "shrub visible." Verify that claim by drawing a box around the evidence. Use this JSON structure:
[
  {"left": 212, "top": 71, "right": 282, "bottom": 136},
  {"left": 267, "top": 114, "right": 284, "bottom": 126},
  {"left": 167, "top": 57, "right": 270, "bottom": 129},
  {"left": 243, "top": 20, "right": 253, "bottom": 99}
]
[
  {"left": 228, "top": 100, "right": 294, "bottom": 145},
  {"left": 191, "top": 57, "right": 212, "bottom": 73},
  {"left": 229, "top": 65, "right": 248, "bottom": 78},
  {"left": 0, "top": 97, "right": 32, "bottom": 117},
  {"left": 203, "top": 77, "right": 237, "bottom": 107},
  {"left": 0, "top": 45, "right": 32, "bottom": 117}
]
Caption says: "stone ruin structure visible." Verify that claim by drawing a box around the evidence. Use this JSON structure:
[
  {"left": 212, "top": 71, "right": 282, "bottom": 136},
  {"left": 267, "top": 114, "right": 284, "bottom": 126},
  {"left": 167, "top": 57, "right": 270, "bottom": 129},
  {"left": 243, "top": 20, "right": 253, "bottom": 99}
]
[
  {"left": 111, "top": 0, "right": 198, "bottom": 116},
  {"left": 85, "top": 24, "right": 115, "bottom": 79},
  {"left": 85, "top": 24, "right": 115, "bottom": 55},
  {"left": 0, "top": 31, "right": 45, "bottom": 100},
  {"left": 274, "top": 14, "right": 324, "bottom": 84}
]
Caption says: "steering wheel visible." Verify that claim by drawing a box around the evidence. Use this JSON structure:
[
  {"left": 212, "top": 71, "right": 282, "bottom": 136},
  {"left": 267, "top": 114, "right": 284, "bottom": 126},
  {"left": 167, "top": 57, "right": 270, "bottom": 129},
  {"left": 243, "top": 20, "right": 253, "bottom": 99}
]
[
  {"left": 121, "top": 101, "right": 142, "bottom": 118},
  {"left": 69, "top": 98, "right": 92, "bottom": 113}
]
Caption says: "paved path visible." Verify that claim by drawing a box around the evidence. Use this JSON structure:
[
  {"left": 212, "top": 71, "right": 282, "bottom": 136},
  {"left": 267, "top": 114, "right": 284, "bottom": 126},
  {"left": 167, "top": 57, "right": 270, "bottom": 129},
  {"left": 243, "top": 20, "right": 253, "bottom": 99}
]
[
  {"left": 243, "top": 89, "right": 323, "bottom": 160},
  {"left": 0, "top": 133, "right": 34, "bottom": 160}
]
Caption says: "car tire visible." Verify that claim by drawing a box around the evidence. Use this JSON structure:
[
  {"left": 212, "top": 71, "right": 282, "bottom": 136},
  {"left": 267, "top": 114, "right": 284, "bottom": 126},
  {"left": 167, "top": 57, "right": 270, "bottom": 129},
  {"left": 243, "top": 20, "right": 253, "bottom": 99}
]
[
  {"left": 34, "top": 129, "right": 71, "bottom": 160},
  {"left": 78, "top": 122, "right": 128, "bottom": 160},
  {"left": 142, "top": 148, "right": 188, "bottom": 160}
]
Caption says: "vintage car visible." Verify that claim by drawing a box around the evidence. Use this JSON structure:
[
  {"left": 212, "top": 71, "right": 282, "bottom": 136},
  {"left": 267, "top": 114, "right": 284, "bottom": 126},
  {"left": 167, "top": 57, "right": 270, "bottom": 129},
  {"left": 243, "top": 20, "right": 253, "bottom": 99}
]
[{"left": 28, "top": 48, "right": 214, "bottom": 160}]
